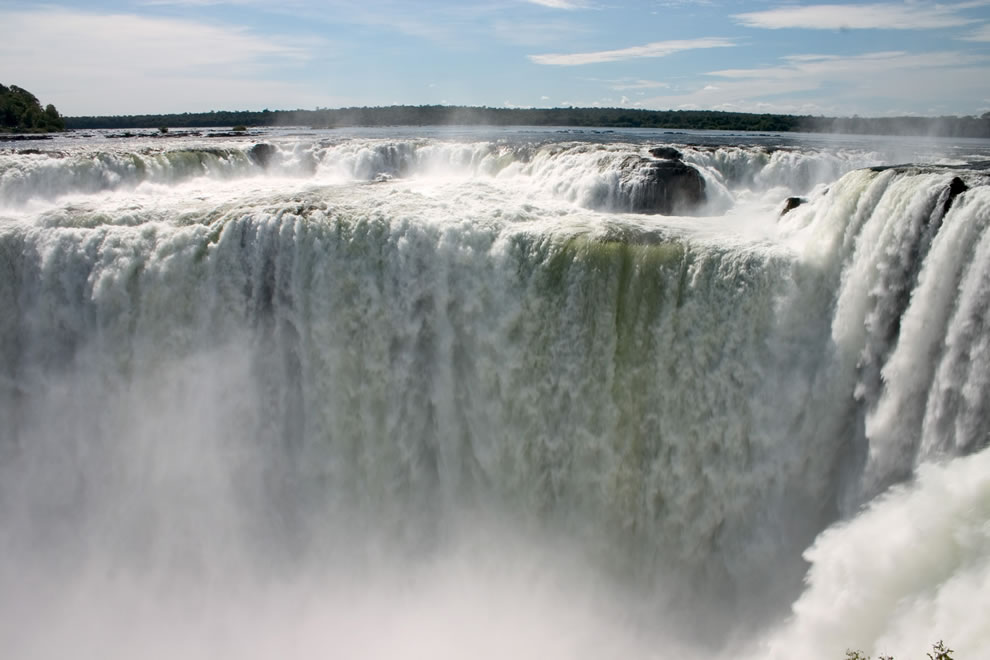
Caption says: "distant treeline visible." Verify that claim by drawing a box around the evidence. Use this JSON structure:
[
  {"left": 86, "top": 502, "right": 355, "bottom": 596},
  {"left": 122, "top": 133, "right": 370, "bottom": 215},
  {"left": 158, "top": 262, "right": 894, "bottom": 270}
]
[
  {"left": 64, "top": 107, "right": 802, "bottom": 131},
  {"left": 1, "top": 84, "right": 64, "bottom": 133},
  {"left": 64, "top": 105, "right": 990, "bottom": 138}
]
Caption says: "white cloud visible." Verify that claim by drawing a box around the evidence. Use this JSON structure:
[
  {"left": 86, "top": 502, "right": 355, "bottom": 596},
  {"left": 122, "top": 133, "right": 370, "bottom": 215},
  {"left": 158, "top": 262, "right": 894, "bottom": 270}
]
[
  {"left": 493, "top": 18, "right": 589, "bottom": 45},
  {"left": 524, "top": 0, "right": 589, "bottom": 8},
  {"left": 783, "top": 54, "right": 842, "bottom": 63},
  {"left": 734, "top": 3, "right": 978, "bottom": 30},
  {"left": 147, "top": 0, "right": 499, "bottom": 47},
  {"left": 710, "top": 50, "right": 988, "bottom": 79},
  {"left": 0, "top": 8, "right": 312, "bottom": 72},
  {"left": 635, "top": 50, "right": 990, "bottom": 116},
  {"left": 141, "top": 0, "right": 260, "bottom": 5},
  {"left": 961, "top": 23, "right": 990, "bottom": 41},
  {"left": 528, "top": 37, "right": 734, "bottom": 66},
  {"left": 0, "top": 8, "right": 330, "bottom": 114},
  {"left": 606, "top": 79, "right": 671, "bottom": 90},
  {"left": 654, "top": 0, "right": 714, "bottom": 6}
]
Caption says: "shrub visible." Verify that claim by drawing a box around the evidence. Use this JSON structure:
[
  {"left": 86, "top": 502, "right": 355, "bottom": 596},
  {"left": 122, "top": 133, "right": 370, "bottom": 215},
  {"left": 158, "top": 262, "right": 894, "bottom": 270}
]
[{"left": 844, "top": 641, "right": 954, "bottom": 660}]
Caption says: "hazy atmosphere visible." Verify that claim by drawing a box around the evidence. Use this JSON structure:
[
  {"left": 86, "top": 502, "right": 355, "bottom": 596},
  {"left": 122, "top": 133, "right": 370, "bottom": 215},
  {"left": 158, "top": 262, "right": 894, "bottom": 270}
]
[{"left": 2, "top": 0, "right": 990, "bottom": 117}]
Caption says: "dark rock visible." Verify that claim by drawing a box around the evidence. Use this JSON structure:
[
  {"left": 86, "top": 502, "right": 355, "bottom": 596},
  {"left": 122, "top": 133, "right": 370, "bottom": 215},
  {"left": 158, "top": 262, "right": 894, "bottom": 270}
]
[
  {"left": 248, "top": 143, "right": 277, "bottom": 168},
  {"left": 649, "top": 146, "right": 683, "bottom": 160},
  {"left": 621, "top": 157, "right": 706, "bottom": 215},
  {"left": 208, "top": 131, "right": 259, "bottom": 138},
  {"left": 942, "top": 176, "right": 968, "bottom": 216},
  {"left": 780, "top": 197, "right": 806, "bottom": 216},
  {"left": 0, "top": 134, "right": 53, "bottom": 142}
]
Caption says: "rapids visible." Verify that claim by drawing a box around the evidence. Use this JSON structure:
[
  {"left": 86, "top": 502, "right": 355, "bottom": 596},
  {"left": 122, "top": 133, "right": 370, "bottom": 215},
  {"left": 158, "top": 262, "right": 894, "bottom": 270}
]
[{"left": 1, "top": 127, "right": 989, "bottom": 659}]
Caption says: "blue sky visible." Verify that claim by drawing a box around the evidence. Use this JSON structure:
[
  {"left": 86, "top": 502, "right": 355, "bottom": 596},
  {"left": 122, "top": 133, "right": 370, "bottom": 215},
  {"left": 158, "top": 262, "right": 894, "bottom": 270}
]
[{"left": 2, "top": 0, "right": 989, "bottom": 117}]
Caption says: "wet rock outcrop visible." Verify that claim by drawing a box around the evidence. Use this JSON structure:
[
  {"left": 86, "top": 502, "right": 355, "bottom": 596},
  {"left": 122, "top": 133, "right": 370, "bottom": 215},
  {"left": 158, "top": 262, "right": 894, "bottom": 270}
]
[
  {"left": 942, "top": 176, "right": 968, "bottom": 216},
  {"left": 780, "top": 196, "right": 806, "bottom": 216},
  {"left": 619, "top": 156, "right": 707, "bottom": 215},
  {"left": 248, "top": 143, "right": 277, "bottom": 168},
  {"left": 648, "top": 146, "right": 683, "bottom": 161}
]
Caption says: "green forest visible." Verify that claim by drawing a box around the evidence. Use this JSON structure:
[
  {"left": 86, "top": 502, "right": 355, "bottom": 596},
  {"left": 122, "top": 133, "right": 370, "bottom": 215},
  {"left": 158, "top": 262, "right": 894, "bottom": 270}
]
[
  {"left": 0, "top": 84, "right": 64, "bottom": 133},
  {"left": 64, "top": 105, "right": 990, "bottom": 138},
  {"left": 4, "top": 80, "right": 988, "bottom": 137},
  {"left": 64, "top": 106, "right": 803, "bottom": 132}
]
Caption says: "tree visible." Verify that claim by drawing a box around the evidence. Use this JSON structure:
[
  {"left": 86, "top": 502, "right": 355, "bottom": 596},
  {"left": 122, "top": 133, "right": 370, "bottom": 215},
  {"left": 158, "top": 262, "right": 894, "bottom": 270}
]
[{"left": 0, "top": 83, "right": 64, "bottom": 132}]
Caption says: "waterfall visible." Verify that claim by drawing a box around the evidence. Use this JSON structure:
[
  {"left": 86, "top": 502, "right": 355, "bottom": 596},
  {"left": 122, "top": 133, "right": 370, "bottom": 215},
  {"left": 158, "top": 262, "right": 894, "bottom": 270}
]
[{"left": 1, "top": 131, "right": 988, "bottom": 659}]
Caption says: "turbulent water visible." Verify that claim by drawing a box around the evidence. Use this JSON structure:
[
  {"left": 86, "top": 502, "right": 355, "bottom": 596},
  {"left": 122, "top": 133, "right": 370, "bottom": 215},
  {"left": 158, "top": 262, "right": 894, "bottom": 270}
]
[{"left": 1, "top": 127, "right": 989, "bottom": 660}]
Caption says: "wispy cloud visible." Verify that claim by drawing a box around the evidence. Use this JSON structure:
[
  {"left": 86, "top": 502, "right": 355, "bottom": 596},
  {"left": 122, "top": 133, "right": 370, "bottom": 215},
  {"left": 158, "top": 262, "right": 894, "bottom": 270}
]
[
  {"left": 710, "top": 50, "right": 988, "bottom": 79},
  {"left": 0, "top": 8, "right": 330, "bottom": 114},
  {"left": 524, "top": 0, "right": 589, "bottom": 8},
  {"left": 635, "top": 49, "right": 990, "bottom": 115},
  {"left": 140, "top": 0, "right": 252, "bottom": 5},
  {"left": 654, "top": 0, "right": 714, "bottom": 7},
  {"left": 528, "top": 37, "right": 733, "bottom": 65},
  {"left": 0, "top": 8, "right": 313, "bottom": 71},
  {"left": 142, "top": 0, "right": 503, "bottom": 47},
  {"left": 493, "top": 18, "right": 589, "bottom": 45},
  {"left": 603, "top": 78, "right": 671, "bottom": 90},
  {"left": 141, "top": 0, "right": 260, "bottom": 5},
  {"left": 734, "top": 2, "right": 979, "bottom": 30},
  {"left": 961, "top": 23, "right": 990, "bottom": 41}
]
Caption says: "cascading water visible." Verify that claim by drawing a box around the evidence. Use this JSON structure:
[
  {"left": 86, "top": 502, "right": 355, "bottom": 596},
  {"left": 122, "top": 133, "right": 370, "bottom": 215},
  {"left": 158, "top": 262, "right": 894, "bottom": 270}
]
[{"left": 0, "top": 128, "right": 988, "bottom": 659}]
